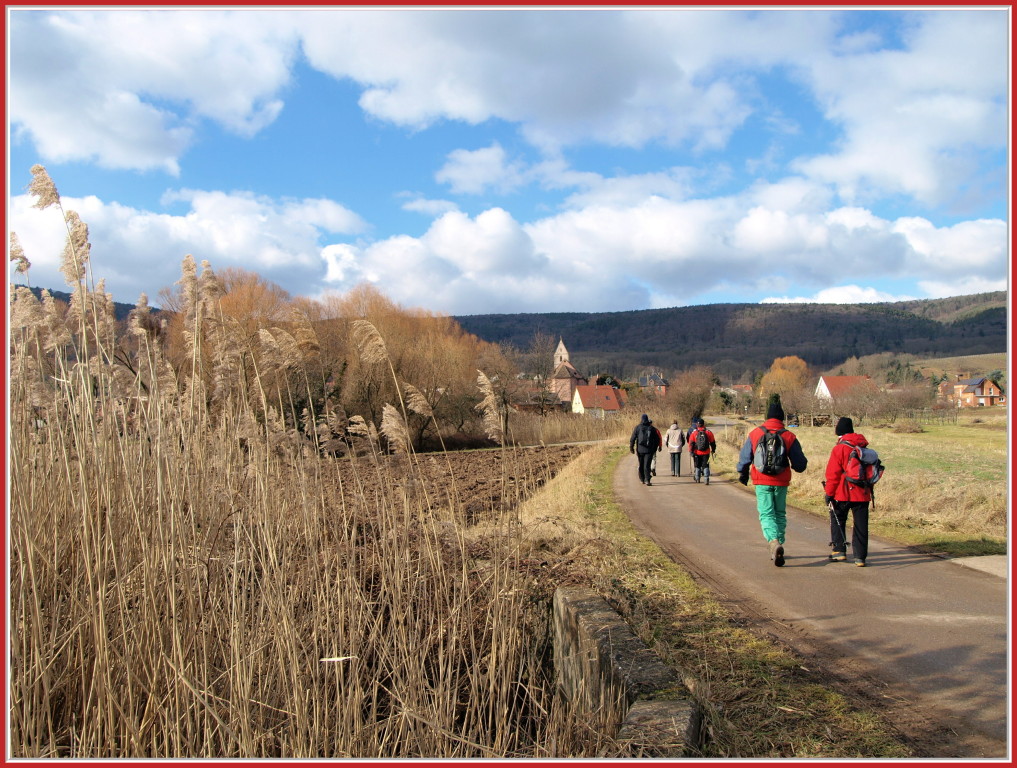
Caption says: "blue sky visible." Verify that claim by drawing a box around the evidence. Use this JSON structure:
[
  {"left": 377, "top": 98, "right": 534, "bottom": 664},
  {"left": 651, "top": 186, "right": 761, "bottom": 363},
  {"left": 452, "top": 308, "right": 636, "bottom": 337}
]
[{"left": 7, "top": 6, "right": 1010, "bottom": 315}]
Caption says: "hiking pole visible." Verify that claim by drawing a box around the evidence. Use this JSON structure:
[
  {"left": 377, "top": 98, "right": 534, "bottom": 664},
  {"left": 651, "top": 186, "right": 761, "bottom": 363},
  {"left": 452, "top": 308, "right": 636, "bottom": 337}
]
[{"left": 821, "top": 481, "right": 850, "bottom": 551}]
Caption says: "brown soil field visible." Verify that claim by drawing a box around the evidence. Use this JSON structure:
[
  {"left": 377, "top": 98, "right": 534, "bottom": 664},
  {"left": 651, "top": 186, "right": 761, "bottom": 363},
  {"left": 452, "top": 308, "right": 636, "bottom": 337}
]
[{"left": 335, "top": 443, "right": 588, "bottom": 522}]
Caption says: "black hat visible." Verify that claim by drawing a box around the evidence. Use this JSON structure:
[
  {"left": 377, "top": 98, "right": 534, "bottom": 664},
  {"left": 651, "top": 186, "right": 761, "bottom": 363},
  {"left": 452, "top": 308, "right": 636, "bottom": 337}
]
[
  {"left": 641, "top": 413, "right": 650, "bottom": 424},
  {"left": 835, "top": 417, "right": 854, "bottom": 436},
  {"left": 697, "top": 418, "right": 705, "bottom": 426},
  {"left": 765, "top": 394, "right": 785, "bottom": 421}
]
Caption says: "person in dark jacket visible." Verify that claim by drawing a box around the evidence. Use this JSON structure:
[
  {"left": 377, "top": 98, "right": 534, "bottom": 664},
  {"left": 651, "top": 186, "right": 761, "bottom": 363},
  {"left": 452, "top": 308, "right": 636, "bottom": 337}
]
[
  {"left": 629, "top": 413, "right": 662, "bottom": 486},
  {"left": 735, "top": 396, "right": 808, "bottom": 566},
  {"left": 686, "top": 417, "right": 699, "bottom": 445},
  {"left": 688, "top": 418, "right": 717, "bottom": 484},
  {"left": 824, "top": 417, "right": 872, "bottom": 567}
]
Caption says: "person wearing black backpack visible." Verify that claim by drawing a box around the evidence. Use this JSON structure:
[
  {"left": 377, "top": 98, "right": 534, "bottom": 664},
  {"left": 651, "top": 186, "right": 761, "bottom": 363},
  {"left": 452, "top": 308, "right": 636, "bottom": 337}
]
[
  {"left": 629, "top": 413, "right": 662, "bottom": 486},
  {"left": 688, "top": 418, "right": 717, "bottom": 484},
  {"left": 824, "top": 417, "right": 873, "bottom": 567},
  {"left": 735, "top": 395, "right": 808, "bottom": 567}
]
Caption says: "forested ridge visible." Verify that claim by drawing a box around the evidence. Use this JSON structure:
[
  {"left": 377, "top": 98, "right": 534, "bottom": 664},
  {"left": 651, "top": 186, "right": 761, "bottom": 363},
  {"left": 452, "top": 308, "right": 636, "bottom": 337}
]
[{"left": 454, "top": 292, "right": 1008, "bottom": 380}]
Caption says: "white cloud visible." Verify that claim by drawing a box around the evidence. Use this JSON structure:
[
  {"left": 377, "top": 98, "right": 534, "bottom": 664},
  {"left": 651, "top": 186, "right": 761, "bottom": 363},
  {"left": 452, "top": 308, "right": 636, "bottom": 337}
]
[
  {"left": 892, "top": 216, "right": 1008, "bottom": 275},
  {"left": 794, "top": 10, "right": 1007, "bottom": 209},
  {"left": 9, "top": 190, "right": 366, "bottom": 304},
  {"left": 7, "top": 9, "right": 1008, "bottom": 316},
  {"left": 761, "top": 285, "right": 916, "bottom": 304},
  {"left": 400, "top": 197, "right": 459, "bottom": 216},
  {"left": 435, "top": 143, "right": 528, "bottom": 195},
  {"left": 314, "top": 189, "right": 1006, "bottom": 314},
  {"left": 9, "top": 9, "right": 299, "bottom": 171},
  {"left": 557, "top": 168, "right": 696, "bottom": 209},
  {"left": 10, "top": 8, "right": 1008, "bottom": 213},
  {"left": 11, "top": 179, "right": 1007, "bottom": 316},
  {"left": 918, "top": 276, "right": 1008, "bottom": 298}
]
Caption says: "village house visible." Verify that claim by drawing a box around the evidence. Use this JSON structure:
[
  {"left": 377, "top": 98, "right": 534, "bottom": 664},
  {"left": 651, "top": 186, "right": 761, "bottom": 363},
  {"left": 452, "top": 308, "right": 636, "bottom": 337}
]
[
  {"left": 572, "top": 384, "right": 626, "bottom": 418},
  {"left": 814, "top": 375, "right": 878, "bottom": 405},
  {"left": 637, "top": 371, "right": 669, "bottom": 396},
  {"left": 939, "top": 376, "right": 1006, "bottom": 408},
  {"left": 550, "top": 338, "right": 588, "bottom": 407}
]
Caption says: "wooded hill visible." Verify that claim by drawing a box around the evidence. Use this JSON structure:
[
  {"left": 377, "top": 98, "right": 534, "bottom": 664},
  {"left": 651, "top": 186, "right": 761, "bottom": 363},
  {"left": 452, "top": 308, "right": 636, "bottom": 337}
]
[{"left": 454, "top": 291, "right": 1008, "bottom": 382}]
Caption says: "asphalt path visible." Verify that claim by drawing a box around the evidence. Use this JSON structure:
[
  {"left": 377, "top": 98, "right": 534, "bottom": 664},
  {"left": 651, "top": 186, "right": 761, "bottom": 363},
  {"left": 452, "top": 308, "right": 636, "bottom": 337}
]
[{"left": 614, "top": 454, "right": 1009, "bottom": 757}]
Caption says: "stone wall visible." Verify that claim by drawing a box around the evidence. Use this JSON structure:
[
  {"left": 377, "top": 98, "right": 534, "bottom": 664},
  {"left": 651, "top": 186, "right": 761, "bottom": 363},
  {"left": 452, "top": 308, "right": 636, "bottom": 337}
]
[{"left": 552, "top": 586, "right": 703, "bottom": 757}]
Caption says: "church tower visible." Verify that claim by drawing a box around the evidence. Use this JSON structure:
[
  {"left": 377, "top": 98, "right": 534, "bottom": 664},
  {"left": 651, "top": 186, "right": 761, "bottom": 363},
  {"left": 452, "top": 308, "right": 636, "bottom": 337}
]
[
  {"left": 554, "top": 338, "right": 569, "bottom": 368},
  {"left": 551, "top": 338, "right": 588, "bottom": 406}
]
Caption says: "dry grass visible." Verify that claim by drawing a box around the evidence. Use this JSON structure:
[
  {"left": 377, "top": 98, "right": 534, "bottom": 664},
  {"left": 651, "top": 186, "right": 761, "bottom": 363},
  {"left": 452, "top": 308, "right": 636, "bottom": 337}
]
[
  {"left": 507, "top": 410, "right": 631, "bottom": 446},
  {"left": 911, "top": 352, "right": 1007, "bottom": 380},
  {"left": 9, "top": 352, "right": 616, "bottom": 757}
]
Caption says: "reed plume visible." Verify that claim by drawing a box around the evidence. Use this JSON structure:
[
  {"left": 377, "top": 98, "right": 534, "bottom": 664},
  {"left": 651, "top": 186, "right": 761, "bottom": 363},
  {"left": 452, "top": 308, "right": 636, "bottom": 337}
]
[
  {"left": 58, "top": 211, "right": 90, "bottom": 287},
  {"left": 10, "top": 232, "right": 30, "bottom": 279},
  {"left": 404, "top": 383, "right": 433, "bottom": 419},
  {"left": 351, "top": 319, "right": 389, "bottom": 366},
  {"left": 27, "top": 164, "right": 60, "bottom": 209},
  {"left": 476, "top": 370, "right": 504, "bottom": 443},
  {"left": 380, "top": 403, "right": 411, "bottom": 453}
]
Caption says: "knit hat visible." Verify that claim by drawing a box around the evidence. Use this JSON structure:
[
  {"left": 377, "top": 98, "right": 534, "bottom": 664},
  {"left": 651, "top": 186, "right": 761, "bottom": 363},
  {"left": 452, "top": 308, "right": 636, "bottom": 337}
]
[
  {"left": 765, "top": 394, "right": 785, "bottom": 421},
  {"left": 697, "top": 418, "right": 705, "bottom": 426},
  {"left": 640, "top": 413, "right": 650, "bottom": 424},
  {"left": 835, "top": 416, "right": 854, "bottom": 436}
]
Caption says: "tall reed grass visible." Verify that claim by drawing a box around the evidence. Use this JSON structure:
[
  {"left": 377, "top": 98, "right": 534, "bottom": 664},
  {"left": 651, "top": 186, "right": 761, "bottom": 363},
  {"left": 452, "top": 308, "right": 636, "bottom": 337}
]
[{"left": 8, "top": 176, "right": 609, "bottom": 757}]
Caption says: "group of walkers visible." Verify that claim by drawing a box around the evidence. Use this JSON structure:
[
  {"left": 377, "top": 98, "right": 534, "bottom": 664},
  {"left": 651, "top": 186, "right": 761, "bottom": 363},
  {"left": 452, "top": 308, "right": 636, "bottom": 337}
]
[
  {"left": 629, "top": 396, "right": 878, "bottom": 568},
  {"left": 630, "top": 414, "right": 716, "bottom": 485}
]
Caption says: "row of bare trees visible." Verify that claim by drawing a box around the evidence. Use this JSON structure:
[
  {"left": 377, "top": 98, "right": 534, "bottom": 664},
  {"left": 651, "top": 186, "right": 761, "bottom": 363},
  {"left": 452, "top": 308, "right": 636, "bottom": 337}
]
[{"left": 751, "top": 355, "right": 938, "bottom": 425}]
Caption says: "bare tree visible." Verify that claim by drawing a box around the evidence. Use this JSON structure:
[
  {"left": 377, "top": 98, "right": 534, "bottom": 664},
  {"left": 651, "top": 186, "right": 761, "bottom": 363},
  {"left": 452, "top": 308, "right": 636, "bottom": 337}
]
[{"left": 662, "top": 365, "right": 717, "bottom": 426}]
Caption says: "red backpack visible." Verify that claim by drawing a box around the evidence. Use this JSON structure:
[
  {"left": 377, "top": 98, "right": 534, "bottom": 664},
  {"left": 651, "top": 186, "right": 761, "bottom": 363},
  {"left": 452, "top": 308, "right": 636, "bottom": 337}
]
[{"left": 840, "top": 440, "right": 885, "bottom": 488}]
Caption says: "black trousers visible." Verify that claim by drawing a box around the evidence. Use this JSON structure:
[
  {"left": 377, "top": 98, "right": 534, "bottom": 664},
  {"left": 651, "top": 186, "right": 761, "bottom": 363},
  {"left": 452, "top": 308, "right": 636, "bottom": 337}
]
[
  {"left": 636, "top": 451, "right": 655, "bottom": 482},
  {"left": 830, "top": 501, "right": 869, "bottom": 561}
]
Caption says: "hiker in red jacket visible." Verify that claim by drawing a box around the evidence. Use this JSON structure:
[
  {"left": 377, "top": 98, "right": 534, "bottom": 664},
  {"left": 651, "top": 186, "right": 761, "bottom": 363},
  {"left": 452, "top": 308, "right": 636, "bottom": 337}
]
[
  {"left": 735, "top": 395, "right": 809, "bottom": 567},
  {"left": 824, "top": 417, "right": 872, "bottom": 567},
  {"left": 688, "top": 418, "right": 716, "bottom": 484}
]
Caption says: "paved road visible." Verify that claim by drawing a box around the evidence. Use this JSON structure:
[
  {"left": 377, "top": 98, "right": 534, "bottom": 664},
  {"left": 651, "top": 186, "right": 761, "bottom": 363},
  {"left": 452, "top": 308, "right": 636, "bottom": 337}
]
[{"left": 614, "top": 456, "right": 1009, "bottom": 756}]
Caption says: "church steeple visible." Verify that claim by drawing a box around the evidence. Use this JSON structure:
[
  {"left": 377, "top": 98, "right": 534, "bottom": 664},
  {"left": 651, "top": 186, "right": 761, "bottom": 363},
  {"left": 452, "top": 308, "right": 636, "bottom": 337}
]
[{"left": 554, "top": 337, "right": 569, "bottom": 368}]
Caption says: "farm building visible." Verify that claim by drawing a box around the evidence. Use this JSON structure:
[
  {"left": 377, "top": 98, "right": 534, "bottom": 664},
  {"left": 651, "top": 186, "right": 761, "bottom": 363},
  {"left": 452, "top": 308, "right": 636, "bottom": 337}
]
[
  {"left": 814, "top": 375, "right": 878, "bottom": 405},
  {"left": 572, "top": 384, "right": 626, "bottom": 418}
]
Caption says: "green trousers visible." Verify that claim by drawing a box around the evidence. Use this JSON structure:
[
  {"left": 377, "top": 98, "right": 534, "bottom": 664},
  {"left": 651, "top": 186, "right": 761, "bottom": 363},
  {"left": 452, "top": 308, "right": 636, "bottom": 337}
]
[{"left": 754, "top": 485, "right": 788, "bottom": 544}]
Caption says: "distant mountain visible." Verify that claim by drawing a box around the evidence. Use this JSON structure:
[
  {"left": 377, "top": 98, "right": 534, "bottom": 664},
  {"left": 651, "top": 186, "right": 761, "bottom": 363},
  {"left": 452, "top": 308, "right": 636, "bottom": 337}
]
[{"left": 454, "top": 292, "right": 1008, "bottom": 381}]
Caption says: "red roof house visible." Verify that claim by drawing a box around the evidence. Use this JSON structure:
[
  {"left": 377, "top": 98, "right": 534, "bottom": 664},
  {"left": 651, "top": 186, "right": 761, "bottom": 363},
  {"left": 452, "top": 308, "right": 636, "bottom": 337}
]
[
  {"left": 572, "top": 385, "right": 625, "bottom": 418},
  {"left": 814, "top": 375, "right": 877, "bottom": 403}
]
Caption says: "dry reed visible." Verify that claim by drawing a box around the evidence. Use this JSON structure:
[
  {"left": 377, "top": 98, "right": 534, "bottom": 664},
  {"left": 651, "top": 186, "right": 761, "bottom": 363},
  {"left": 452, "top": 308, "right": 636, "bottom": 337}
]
[{"left": 8, "top": 186, "right": 606, "bottom": 757}]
